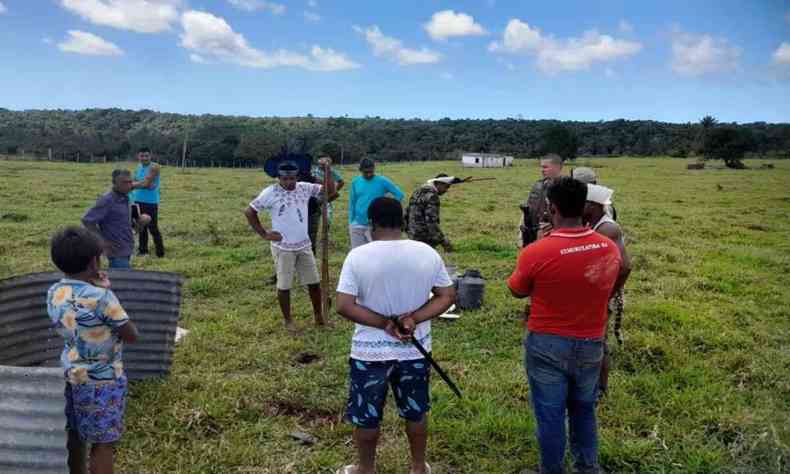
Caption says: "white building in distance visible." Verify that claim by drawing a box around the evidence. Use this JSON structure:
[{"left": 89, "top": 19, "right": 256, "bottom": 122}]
[{"left": 461, "top": 152, "right": 514, "bottom": 168}]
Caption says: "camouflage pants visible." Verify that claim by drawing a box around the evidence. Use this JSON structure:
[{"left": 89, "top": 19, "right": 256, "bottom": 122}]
[{"left": 607, "top": 288, "right": 625, "bottom": 346}]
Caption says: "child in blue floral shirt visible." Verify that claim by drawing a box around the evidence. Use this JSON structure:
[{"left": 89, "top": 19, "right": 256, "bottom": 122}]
[{"left": 47, "top": 226, "right": 138, "bottom": 474}]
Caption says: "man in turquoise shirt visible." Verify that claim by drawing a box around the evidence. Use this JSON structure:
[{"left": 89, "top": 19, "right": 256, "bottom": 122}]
[
  {"left": 348, "top": 158, "right": 404, "bottom": 249},
  {"left": 131, "top": 147, "right": 165, "bottom": 258}
]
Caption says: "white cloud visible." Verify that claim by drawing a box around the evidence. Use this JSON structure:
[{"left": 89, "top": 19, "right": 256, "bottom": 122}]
[
  {"left": 618, "top": 20, "right": 633, "bottom": 33},
  {"left": 773, "top": 42, "right": 790, "bottom": 65},
  {"left": 57, "top": 30, "right": 124, "bottom": 56},
  {"left": 424, "top": 10, "right": 486, "bottom": 41},
  {"left": 180, "top": 10, "right": 358, "bottom": 71},
  {"left": 0, "top": 2, "right": 6, "bottom": 14},
  {"left": 59, "top": 0, "right": 181, "bottom": 34},
  {"left": 189, "top": 53, "right": 208, "bottom": 63},
  {"left": 670, "top": 30, "right": 740, "bottom": 76},
  {"left": 489, "top": 19, "right": 642, "bottom": 74},
  {"left": 227, "top": 0, "right": 285, "bottom": 15},
  {"left": 304, "top": 11, "right": 320, "bottom": 23},
  {"left": 354, "top": 25, "right": 441, "bottom": 65}
]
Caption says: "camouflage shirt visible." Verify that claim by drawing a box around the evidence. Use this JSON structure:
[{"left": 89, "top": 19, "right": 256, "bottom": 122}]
[
  {"left": 405, "top": 184, "right": 447, "bottom": 247},
  {"left": 524, "top": 178, "right": 553, "bottom": 231}
]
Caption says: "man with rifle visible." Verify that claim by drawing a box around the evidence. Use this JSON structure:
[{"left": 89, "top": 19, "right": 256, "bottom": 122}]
[{"left": 520, "top": 154, "right": 564, "bottom": 247}]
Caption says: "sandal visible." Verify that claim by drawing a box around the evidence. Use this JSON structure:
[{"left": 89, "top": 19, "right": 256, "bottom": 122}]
[{"left": 336, "top": 465, "right": 356, "bottom": 474}]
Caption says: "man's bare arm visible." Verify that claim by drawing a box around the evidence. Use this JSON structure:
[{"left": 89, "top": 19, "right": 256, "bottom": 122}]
[{"left": 132, "top": 163, "right": 160, "bottom": 190}]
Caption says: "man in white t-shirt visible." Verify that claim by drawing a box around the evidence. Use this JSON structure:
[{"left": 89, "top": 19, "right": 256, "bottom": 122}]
[
  {"left": 244, "top": 159, "right": 335, "bottom": 332},
  {"left": 335, "top": 197, "right": 456, "bottom": 474}
]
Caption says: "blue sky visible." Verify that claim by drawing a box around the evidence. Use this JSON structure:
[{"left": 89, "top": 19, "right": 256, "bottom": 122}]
[{"left": 0, "top": 0, "right": 788, "bottom": 123}]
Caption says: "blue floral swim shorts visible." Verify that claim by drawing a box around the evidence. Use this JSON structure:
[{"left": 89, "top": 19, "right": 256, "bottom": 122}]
[
  {"left": 65, "top": 376, "right": 128, "bottom": 444},
  {"left": 345, "top": 358, "right": 431, "bottom": 429}
]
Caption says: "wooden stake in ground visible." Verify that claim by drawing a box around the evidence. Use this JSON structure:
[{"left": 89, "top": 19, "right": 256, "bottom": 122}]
[{"left": 319, "top": 158, "right": 331, "bottom": 325}]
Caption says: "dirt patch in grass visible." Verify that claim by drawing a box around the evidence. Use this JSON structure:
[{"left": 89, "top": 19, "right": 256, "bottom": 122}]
[{"left": 295, "top": 352, "right": 321, "bottom": 365}]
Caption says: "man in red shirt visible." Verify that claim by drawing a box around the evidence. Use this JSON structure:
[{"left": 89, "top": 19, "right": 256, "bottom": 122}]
[{"left": 508, "top": 177, "right": 623, "bottom": 474}]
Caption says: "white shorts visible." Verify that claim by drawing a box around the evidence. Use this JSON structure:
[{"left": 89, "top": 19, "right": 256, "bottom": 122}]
[{"left": 271, "top": 246, "right": 320, "bottom": 290}]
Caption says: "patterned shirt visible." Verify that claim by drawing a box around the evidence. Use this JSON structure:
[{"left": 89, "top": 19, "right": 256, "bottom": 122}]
[
  {"left": 249, "top": 182, "right": 323, "bottom": 251},
  {"left": 47, "top": 279, "right": 130, "bottom": 384}
]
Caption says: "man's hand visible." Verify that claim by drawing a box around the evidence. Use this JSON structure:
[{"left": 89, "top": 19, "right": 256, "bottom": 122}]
[
  {"left": 397, "top": 313, "right": 416, "bottom": 336},
  {"left": 264, "top": 231, "right": 283, "bottom": 242},
  {"left": 442, "top": 240, "right": 454, "bottom": 253},
  {"left": 93, "top": 271, "right": 111, "bottom": 289},
  {"left": 384, "top": 320, "right": 411, "bottom": 342}
]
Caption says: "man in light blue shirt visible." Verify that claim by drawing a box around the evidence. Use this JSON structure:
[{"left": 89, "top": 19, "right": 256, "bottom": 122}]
[{"left": 348, "top": 158, "right": 404, "bottom": 249}]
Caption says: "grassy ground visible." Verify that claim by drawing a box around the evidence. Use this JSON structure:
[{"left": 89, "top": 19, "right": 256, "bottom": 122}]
[{"left": 1, "top": 158, "right": 789, "bottom": 474}]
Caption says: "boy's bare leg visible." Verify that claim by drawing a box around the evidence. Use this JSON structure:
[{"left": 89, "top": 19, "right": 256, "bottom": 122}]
[
  {"left": 352, "top": 427, "right": 380, "bottom": 474},
  {"left": 406, "top": 418, "right": 429, "bottom": 474},
  {"left": 67, "top": 430, "right": 88, "bottom": 474},
  {"left": 89, "top": 443, "right": 114, "bottom": 474}
]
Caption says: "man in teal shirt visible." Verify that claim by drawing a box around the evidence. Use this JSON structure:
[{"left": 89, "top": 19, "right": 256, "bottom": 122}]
[
  {"left": 348, "top": 158, "right": 404, "bottom": 249},
  {"left": 131, "top": 147, "right": 165, "bottom": 258}
]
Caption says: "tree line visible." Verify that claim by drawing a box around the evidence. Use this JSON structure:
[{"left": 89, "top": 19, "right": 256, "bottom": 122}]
[{"left": 1, "top": 108, "right": 788, "bottom": 165}]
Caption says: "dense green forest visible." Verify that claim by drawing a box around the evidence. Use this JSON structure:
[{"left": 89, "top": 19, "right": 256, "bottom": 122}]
[{"left": 1, "top": 108, "right": 788, "bottom": 165}]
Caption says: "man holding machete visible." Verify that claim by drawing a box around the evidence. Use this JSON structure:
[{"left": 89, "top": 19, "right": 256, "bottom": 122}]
[{"left": 336, "top": 197, "right": 455, "bottom": 474}]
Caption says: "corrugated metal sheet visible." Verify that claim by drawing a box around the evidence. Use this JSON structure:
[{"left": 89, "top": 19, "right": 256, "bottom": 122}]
[
  {"left": 0, "top": 270, "right": 184, "bottom": 380},
  {"left": 0, "top": 270, "right": 183, "bottom": 473},
  {"left": 0, "top": 366, "right": 68, "bottom": 474}
]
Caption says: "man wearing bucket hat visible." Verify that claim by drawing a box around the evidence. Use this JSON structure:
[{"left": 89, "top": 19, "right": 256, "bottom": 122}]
[
  {"left": 348, "top": 158, "right": 404, "bottom": 249},
  {"left": 244, "top": 159, "right": 336, "bottom": 332},
  {"left": 584, "top": 184, "right": 632, "bottom": 398},
  {"left": 405, "top": 174, "right": 457, "bottom": 252}
]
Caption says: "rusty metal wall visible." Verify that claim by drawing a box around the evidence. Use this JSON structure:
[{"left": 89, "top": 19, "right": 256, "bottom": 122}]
[
  {"left": 0, "top": 366, "right": 68, "bottom": 474},
  {"left": 0, "top": 270, "right": 184, "bottom": 379}
]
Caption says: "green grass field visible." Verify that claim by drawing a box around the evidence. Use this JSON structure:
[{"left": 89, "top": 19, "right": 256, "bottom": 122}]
[{"left": 1, "top": 158, "right": 789, "bottom": 474}]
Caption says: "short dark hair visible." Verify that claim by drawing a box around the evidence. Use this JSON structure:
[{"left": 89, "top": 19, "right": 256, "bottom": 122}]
[
  {"left": 51, "top": 226, "right": 103, "bottom": 275},
  {"left": 112, "top": 169, "right": 131, "bottom": 183},
  {"left": 546, "top": 177, "right": 587, "bottom": 218},
  {"left": 138, "top": 147, "right": 151, "bottom": 154},
  {"left": 368, "top": 197, "right": 403, "bottom": 230},
  {"left": 359, "top": 158, "right": 375, "bottom": 171}
]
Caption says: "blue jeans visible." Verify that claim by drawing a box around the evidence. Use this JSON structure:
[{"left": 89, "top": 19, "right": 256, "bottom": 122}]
[
  {"left": 525, "top": 332, "right": 604, "bottom": 474},
  {"left": 108, "top": 257, "right": 130, "bottom": 269}
]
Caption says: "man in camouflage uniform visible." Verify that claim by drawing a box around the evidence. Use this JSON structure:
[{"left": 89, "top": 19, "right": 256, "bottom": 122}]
[
  {"left": 520, "top": 154, "right": 564, "bottom": 246},
  {"left": 405, "top": 174, "right": 455, "bottom": 252}
]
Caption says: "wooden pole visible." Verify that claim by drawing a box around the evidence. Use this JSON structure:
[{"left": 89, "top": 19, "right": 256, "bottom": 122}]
[
  {"left": 181, "top": 130, "right": 188, "bottom": 169},
  {"left": 319, "top": 161, "right": 331, "bottom": 325}
]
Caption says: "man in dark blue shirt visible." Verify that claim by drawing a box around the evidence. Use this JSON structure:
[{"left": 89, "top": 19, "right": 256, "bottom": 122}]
[{"left": 82, "top": 169, "right": 148, "bottom": 269}]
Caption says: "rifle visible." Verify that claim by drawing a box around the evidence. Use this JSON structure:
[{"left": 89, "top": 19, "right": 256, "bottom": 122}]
[
  {"left": 519, "top": 204, "right": 538, "bottom": 247},
  {"left": 454, "top": 176, "right": 497, "bottom": 184}
]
